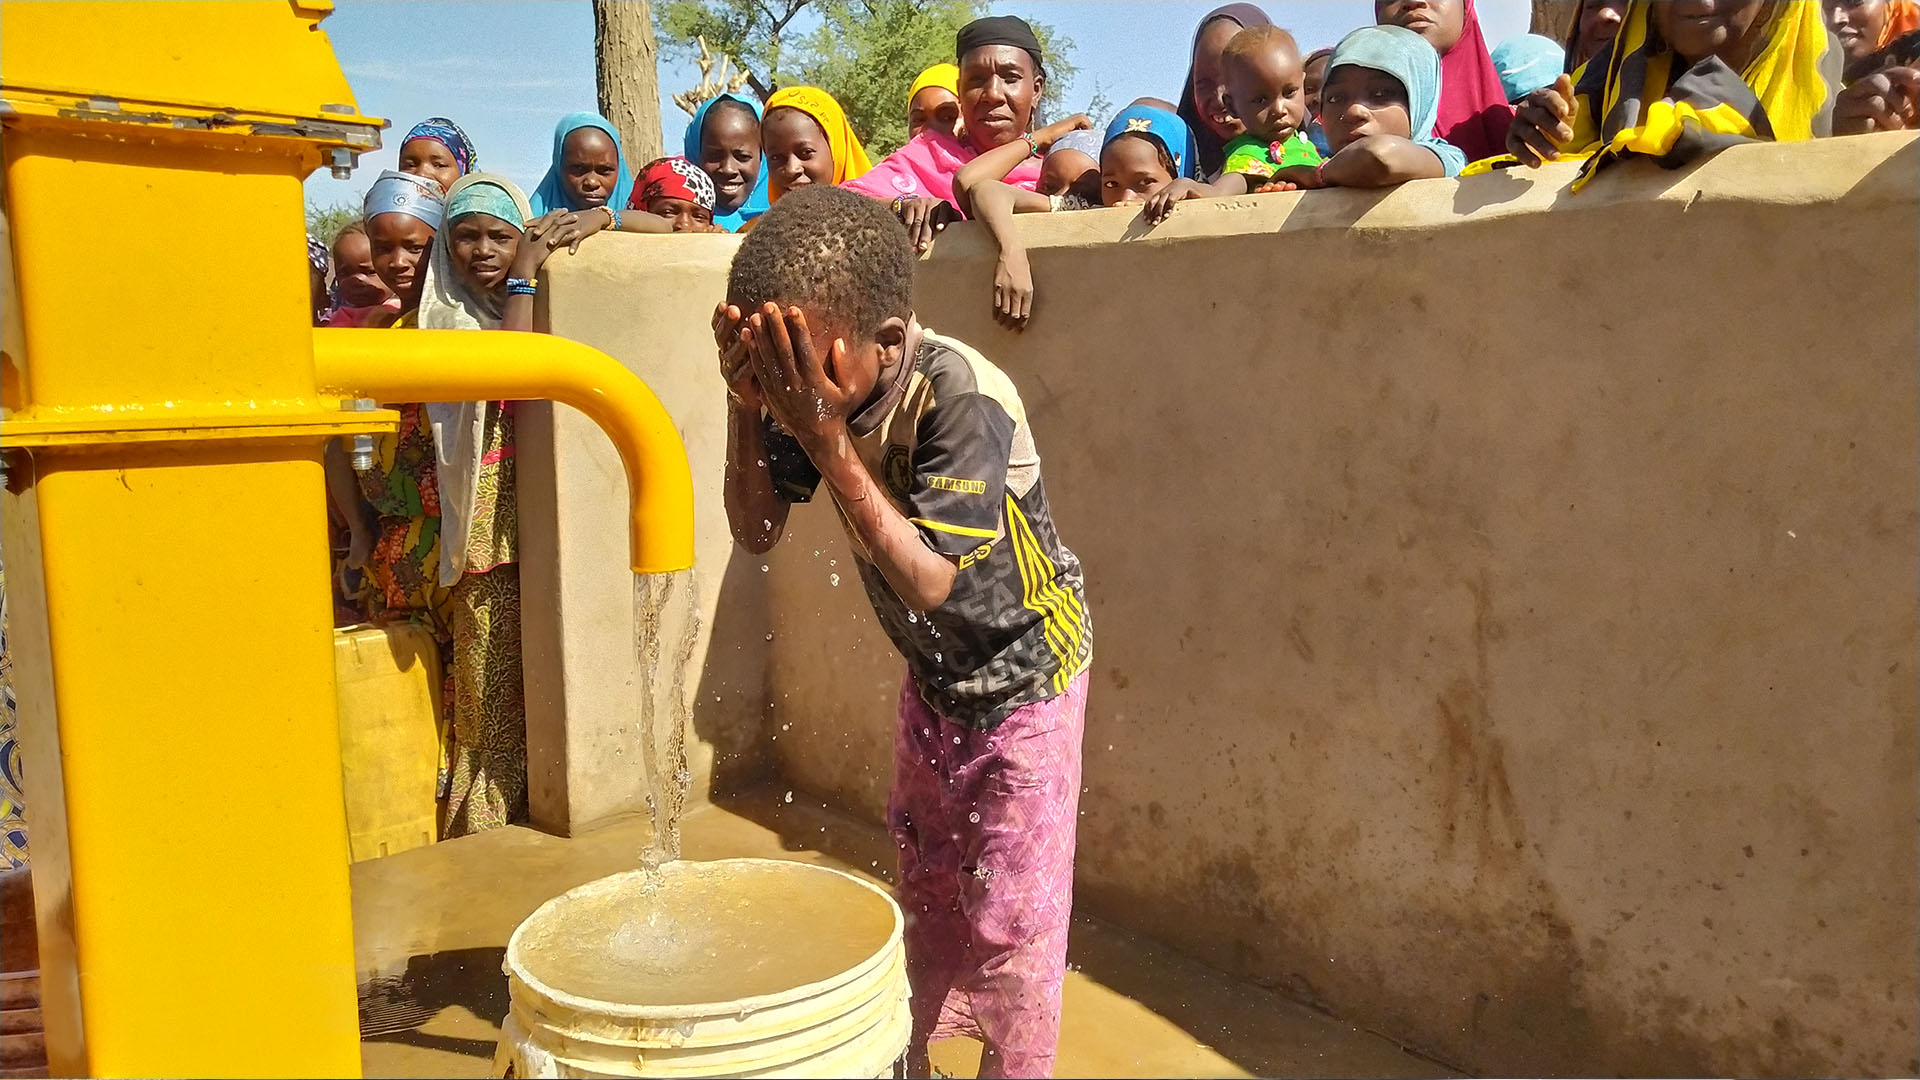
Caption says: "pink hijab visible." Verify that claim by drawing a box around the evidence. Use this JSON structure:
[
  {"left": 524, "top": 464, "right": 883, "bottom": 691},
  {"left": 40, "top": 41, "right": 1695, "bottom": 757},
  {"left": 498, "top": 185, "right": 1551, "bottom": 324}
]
[
  {"left": 840, "top": 128, "right": 1041, "bottom": 212},
  {"left": 1433, "top": 0, "right": 1515, "bottom": 163}
]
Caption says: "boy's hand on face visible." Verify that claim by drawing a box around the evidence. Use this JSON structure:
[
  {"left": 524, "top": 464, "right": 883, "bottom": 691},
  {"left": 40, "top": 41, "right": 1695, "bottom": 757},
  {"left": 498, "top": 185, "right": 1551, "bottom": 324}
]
[
  {"left": 712, "top": 302, "right": 763, "bottom": 411},
  {"left": 740, "top": 302, "right": 857, "bottom": 450}
]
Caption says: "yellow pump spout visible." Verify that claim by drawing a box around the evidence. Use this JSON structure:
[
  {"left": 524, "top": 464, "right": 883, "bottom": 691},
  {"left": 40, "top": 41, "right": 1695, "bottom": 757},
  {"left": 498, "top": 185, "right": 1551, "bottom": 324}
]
[{"left": 313, "top": 328, "right": 695, "bottom": 574}]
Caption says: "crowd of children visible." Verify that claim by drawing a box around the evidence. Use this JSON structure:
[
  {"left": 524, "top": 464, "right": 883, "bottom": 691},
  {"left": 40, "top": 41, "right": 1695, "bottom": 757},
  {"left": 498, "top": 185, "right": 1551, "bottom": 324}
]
[{"left": 298, "top": 3, "right": 1920, "bottom": 1076}]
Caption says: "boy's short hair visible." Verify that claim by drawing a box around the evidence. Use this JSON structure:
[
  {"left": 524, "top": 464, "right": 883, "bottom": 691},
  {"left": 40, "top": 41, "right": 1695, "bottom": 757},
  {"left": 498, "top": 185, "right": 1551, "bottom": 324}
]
[
  {"left": 727, "top": 186, "right": 914, "bottom": 343},
  {"left": 1222, "top": 24, "right": 1301, "bottom": 68}
]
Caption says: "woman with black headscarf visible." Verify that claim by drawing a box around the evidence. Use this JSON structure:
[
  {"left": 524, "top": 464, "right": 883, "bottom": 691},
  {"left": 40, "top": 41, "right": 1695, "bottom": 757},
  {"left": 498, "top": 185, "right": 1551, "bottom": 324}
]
[
  {"left": 1177, "top": 3, "right": 1272, "bottom": 177},
  {"left": 846, "top": 15, "right": 1049, "bottom": 249}
]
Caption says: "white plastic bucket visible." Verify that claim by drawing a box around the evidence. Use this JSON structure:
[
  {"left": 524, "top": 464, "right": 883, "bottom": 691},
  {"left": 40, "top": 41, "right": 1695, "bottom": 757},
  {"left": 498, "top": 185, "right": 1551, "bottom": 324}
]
[{"left": 494, "top": 859, "right": 908, "bottom": 1078}]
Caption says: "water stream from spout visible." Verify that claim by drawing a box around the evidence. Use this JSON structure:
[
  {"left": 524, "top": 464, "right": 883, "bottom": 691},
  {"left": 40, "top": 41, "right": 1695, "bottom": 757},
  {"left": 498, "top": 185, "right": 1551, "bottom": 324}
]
[{"left": 632, "top": 569, "right": 702, "bottom": 886}]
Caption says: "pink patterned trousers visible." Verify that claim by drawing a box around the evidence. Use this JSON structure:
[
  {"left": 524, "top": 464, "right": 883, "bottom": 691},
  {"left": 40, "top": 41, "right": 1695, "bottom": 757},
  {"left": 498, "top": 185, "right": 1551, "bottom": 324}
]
[{"left": 888, "top": 669, "right": 1089, "bottom": 1079}]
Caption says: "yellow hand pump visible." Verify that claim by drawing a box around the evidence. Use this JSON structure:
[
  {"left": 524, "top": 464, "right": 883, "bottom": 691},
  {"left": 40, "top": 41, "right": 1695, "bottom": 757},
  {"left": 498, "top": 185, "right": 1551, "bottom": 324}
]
[{"left": 0, "top": 3, "right": 694, "bottom": 1075}]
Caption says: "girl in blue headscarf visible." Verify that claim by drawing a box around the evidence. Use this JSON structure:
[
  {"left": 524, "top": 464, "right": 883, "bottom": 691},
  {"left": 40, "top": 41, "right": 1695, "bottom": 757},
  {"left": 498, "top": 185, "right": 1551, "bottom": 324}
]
[
  {"left": 684, "top": 92, "right": 768, "bottom": 232},
  {"left": 1297, "top": 24, "right": 1467, "bottom": 185},
  {"left": 529, "top": 112, "right": 635, "bottom": 216}
]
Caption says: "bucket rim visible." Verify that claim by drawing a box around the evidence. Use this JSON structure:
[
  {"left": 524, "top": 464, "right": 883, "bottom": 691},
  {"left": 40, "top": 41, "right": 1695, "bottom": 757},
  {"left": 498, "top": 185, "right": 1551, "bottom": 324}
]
[{"left": 503, "top": 858, "right": 904, "bottom": 1022}]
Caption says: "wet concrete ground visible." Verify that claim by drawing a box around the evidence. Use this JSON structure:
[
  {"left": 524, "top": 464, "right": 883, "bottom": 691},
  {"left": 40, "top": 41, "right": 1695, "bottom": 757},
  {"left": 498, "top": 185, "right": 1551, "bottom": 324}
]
[{"left": 354, "top": 787, "right": 1454, "bottom": 1078}]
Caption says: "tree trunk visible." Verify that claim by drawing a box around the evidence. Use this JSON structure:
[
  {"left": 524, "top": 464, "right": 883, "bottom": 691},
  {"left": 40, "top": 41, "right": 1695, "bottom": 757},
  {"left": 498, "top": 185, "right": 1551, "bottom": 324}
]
[
  {"left": 1530, "top": 0, "right": 1577, "bottom": 46},
  {"left": 594, "top": 0, "right": 664, "bottom": 162}
]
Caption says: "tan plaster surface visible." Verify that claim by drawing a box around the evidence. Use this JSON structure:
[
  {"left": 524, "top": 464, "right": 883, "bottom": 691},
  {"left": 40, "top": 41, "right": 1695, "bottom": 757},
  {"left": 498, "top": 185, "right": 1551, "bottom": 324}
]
[{"left": 526, "top": 133, "right": 1919, "bottom": 1074}]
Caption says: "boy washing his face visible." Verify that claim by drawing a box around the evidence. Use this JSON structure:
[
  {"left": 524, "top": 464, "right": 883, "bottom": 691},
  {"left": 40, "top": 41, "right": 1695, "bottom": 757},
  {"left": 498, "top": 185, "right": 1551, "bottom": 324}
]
[{"left": 716, "top": 186, "right": 1091, "bottom": 1079}]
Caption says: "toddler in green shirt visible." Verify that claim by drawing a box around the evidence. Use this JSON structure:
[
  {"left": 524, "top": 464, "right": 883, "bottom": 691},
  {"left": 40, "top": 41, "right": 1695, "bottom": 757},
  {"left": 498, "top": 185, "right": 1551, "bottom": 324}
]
[{"left": 1145, "top": 23, "right": 1322, "bottom": 221}]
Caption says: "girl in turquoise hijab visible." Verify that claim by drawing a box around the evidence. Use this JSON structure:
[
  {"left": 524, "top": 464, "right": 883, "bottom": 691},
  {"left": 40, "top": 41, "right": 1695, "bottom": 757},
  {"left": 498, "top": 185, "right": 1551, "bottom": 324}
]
[
  {"left": 529, "top": 112, "right": 635, "bottom": 215},
  {"left": 684, "top": 92, "right": 769, "bottom": 232},
  {"left": 1304, "top": 24, "right": 1467, "bottom": 184}
]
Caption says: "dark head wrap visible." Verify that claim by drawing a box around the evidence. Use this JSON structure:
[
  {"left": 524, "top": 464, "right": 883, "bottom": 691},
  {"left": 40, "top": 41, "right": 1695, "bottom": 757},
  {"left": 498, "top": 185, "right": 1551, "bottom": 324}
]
[
  {"left": 955, "top": 15, "right": 1045, "bottom": 77},
  {"left": 1177, "top": 3, "right": 1272, "bottom": 177}
]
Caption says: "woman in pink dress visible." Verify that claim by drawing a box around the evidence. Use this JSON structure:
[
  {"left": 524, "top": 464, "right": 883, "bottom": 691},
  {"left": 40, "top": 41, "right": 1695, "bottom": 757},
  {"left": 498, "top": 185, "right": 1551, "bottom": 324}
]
[{"left": 843, "top": 15, "right": 1049, "bottom": 251}]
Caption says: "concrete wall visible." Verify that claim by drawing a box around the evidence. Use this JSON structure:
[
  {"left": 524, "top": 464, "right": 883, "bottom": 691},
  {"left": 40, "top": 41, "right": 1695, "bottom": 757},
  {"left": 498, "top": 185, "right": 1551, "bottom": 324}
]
[
  {"left": 529, "top": 133, "right": 1919, "bottom": 1075},
  {"left": 521, "top": 236, "right": 769, "bottom": 834}
]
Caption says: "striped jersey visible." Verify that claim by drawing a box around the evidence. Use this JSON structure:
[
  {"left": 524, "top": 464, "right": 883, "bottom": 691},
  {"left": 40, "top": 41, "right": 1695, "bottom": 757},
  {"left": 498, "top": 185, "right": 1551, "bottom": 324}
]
[{"left": 766, "top": 328, "right": 1091, "bottom": 729}]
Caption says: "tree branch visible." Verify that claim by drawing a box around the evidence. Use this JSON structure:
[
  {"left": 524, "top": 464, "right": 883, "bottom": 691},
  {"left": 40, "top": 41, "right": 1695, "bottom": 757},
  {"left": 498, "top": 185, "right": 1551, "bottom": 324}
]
[{"left": 769, "top": 0, "right": 808, "bottom": 34}]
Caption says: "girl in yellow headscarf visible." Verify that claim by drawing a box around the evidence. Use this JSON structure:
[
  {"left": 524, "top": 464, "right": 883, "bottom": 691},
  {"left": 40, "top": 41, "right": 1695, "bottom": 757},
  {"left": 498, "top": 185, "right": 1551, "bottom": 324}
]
[
  {"left": 1501, "top": 1, "right": 1839, "bottom": 190},
  {"left": 908, "top": 62, "right": 963, "bottom": 140},
  {"left": 761, "top": 86, "right": 874, "bottom": 202}
]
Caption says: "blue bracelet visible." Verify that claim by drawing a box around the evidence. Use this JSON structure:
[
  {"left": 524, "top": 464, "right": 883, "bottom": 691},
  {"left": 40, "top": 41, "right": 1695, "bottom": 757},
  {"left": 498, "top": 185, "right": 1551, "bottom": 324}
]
[{"left": 506, "top": 277, "right": 537, "bottom": 296}]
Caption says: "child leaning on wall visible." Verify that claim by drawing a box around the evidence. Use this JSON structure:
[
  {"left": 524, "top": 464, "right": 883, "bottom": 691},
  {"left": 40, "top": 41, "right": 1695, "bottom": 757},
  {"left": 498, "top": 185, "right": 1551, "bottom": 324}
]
[
  {"left": 1147, "top": 23, "right": 1467, "bottom": 222},
  {"left": 958, "top": 104, "right": 1196, "bottom": 328},
  {"left": 1147, "top": 24, "right": 1324, "bottom": 213},
  {"left": 716, "top": 186, "right": 1092, "bottom": 1080}
]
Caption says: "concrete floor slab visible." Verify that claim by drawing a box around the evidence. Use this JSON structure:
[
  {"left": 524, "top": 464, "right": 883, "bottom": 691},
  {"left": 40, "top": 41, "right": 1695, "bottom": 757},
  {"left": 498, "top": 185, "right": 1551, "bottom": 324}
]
[{"left": 353, "top": 789, "right": 1452, "bottom": 1079}]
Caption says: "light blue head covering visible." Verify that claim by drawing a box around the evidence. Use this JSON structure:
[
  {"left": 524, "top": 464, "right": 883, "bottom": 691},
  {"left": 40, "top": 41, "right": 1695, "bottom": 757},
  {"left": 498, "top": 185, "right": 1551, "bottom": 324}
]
[
  {"left": 1102, "top": 104, "right": 1199, "bottom": 179},
  {"left": 1324, "top": 24, "right": 1468, "bottom": 178},
  {"left": 1491, "top": 34, "right": 1566, "bottom": 103},
  {"left": 446, "top": 174, "right": 528, "bottom": 231},
  {"left": 1048, "top": 128, "right": 1102, "bottom": 163},
  {"left": 363, "top": 169, "right": 445, "bottom": 229},
  {"left": 529, "top": 112, "right": 635, "bottom": 215},
  {"left": 684, "top": 92, "right": 769, "bottom": 232}
]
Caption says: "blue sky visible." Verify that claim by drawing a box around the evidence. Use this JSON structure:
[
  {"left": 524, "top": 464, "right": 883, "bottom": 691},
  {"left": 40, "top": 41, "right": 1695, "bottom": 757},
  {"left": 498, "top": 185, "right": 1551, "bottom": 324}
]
[{"left": 305, "top": 0, "right": 1530, "bottom": 210}]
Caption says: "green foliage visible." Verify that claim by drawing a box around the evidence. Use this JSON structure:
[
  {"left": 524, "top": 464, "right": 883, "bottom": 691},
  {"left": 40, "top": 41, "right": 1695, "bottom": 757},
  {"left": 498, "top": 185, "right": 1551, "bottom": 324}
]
[
  {"left": 306, "top": 200, "right": 360, "bottom": 246},
  {"left": 793, "top": 0, "right": 983, "bottom": 155},
  {"left": 656, "top": 0, "right": 1078, "bottom": 158},
  {"left": 656, "top": 0, "right": 811, "bottom": 99}
]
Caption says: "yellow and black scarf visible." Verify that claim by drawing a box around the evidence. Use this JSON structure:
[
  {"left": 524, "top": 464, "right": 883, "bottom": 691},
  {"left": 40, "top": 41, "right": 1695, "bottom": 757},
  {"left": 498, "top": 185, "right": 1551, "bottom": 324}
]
[{"left": 1469, "top": 1, "right": 1840, "bottom": 189}]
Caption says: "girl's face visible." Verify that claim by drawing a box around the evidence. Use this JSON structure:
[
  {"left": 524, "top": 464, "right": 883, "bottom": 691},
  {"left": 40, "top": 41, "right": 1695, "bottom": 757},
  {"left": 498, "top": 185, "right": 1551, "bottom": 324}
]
[
  {"left": 332, "top": 230, "right": 392, "bottom": 308},
  {"left": 1190, "top": 17, "right": 1245, "bottom": 140},
  {"left": 366, "top": 213, "right": 435, "bottom": 310},
  {"left": 1320, "top": 65, "right": 1413, "bottom": 150},
  {"left": 647, "top": 195, "right": 715, "bottom": 232},
  {"left": 958, "top": 45, "right": 1042, "bottom": 153},
  {"left": 1100, "top": 136, "right": 1175, "bottom": 207},
  {"left": 1303, "top": 54, "right": 1331, "bottom": 117},
  {"left": 1649, "top": 0, "right": 1769, "bottom": 65},
  {"left": 1573, "top": 0, "right": 1630, "bottom": 66},
  {"left": 1829, "top": 0, "right": 1891, "bottom": 63},
  {"left": 1376, "top": 0, "right": 1467, "bottom": 53},
  {"left": 561, "top": 127, "right": 620, "bottom": 209},
  {"left": 448, "top": 212, "right": 521, "bottom": 298},
  {"left": 763, "top": 107, "right": 836, "bottom": 199},
  {"left": 398, "top": 137, "right": 461, "bottom": 194},
  {"left": 908, "top": 85, "right": 962, "bottom": 140},
  {"left": 699, "top": 106, "right": 762, "bottom": 214},
  {"left": 1038, "top": 148, "right": 1099, "bottom": 201}
]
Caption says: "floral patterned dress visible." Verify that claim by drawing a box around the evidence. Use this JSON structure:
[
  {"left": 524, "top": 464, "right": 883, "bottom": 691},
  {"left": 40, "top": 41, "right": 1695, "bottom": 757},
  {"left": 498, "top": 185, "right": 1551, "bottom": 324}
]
[{"left": 438, "top": 402, "right": 526, "bottom": 837}]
